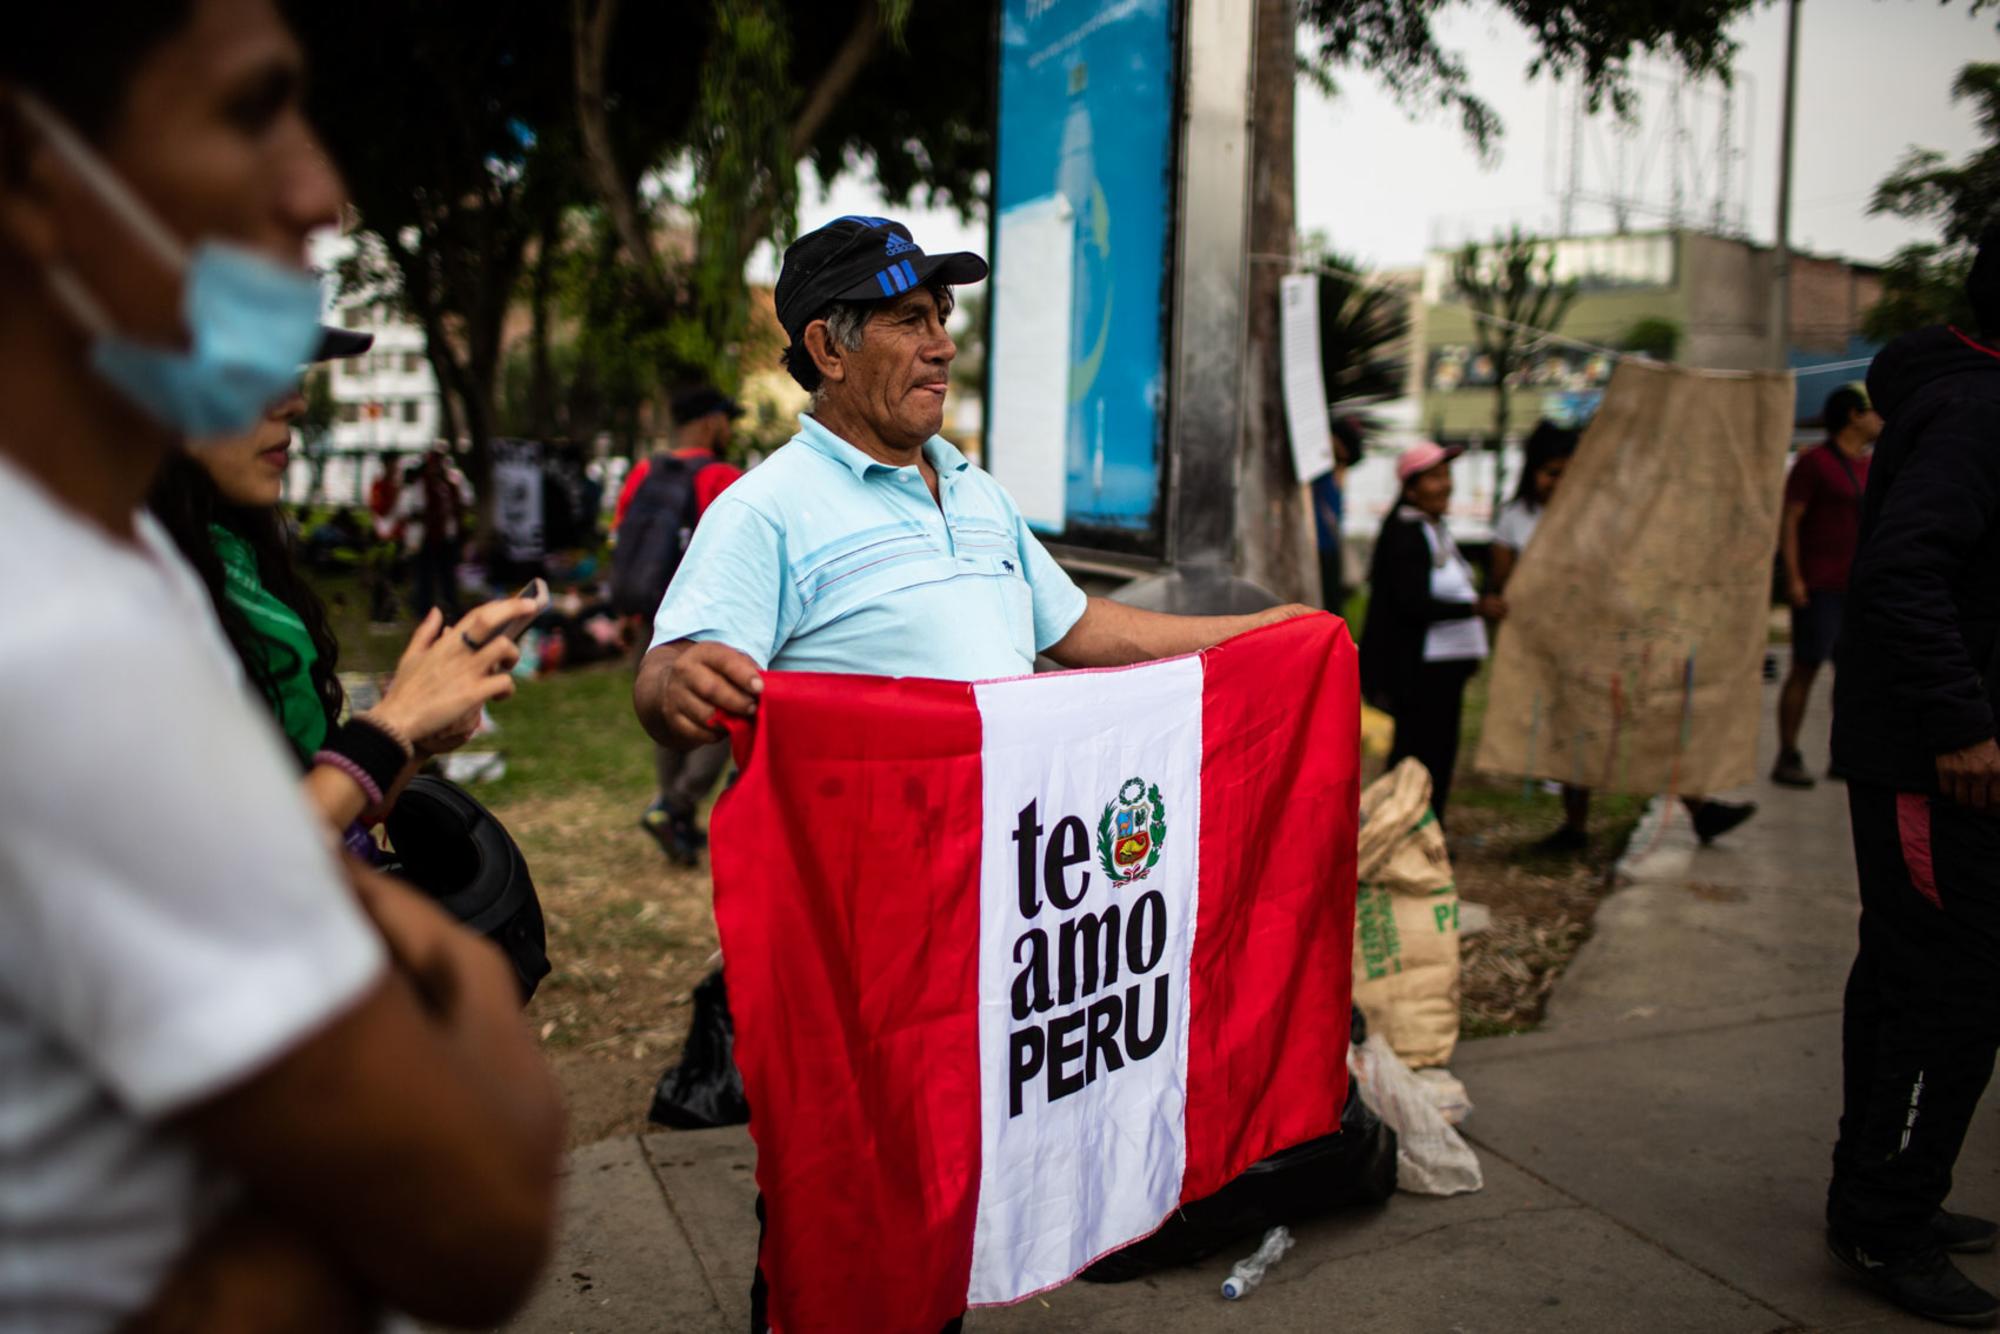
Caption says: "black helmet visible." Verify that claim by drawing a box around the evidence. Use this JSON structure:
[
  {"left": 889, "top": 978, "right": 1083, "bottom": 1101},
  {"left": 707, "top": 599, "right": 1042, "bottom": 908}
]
[{"left": 382, "top": 775, "right": 552, "bottom": 1002}]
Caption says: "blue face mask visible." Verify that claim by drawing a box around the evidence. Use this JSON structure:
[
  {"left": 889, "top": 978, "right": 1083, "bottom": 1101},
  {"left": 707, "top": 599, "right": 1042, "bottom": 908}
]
[{"left": 18, "top": 93, "right": 325, "bottom": 440}]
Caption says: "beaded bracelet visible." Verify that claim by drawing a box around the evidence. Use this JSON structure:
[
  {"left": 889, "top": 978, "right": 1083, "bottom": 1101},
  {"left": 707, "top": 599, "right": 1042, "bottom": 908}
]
[
  {"left": 319, "top": 715, "right": 414, "bottom": 822},
  {"left": 312, "top": 748, "right": 384, "bottom": 810}
]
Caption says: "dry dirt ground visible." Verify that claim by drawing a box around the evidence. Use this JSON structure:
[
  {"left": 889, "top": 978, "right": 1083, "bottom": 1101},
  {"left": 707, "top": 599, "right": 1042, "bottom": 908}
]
[
  {"left": 1442, "top": 779, "right": 1639, "bottom": 1038},
  {"left": 511, "top": 771, "right": 1634, "bottom": 1148},
  {"left": 510, "top": 792, "right": 721, "bottom": 1146}
]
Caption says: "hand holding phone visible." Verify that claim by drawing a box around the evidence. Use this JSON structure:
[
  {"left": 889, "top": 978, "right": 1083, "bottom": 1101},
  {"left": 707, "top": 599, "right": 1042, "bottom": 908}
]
[{"left": 464, "top": 579, "right": 550, "bottom": 651}]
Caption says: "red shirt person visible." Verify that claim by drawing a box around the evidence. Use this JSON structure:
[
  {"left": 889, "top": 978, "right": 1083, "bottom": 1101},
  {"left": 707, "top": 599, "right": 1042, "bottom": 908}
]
[
  {"left": 613, "top": 387, "right": 745, "bottom": 531},
  {"left": 618, "top": 386, "right": 746, "bottom": 867},
  {"left": 1772, "top": 383, "right": 1883, "bottom": 787}
]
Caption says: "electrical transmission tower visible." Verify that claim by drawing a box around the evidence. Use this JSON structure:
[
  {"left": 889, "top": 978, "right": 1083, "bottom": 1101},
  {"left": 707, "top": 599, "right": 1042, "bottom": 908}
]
[{"left": 1547, "top": 67, "right": 1753, "bottom": 240}]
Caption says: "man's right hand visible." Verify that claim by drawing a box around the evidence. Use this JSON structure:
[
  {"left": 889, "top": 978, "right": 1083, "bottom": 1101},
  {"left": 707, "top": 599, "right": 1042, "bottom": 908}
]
[
  {"left": 1938, "top": 738, "right": 2000, "bottom": 810},
  {"left": 1788, "top": 577, "right": 1811, "bottom": 610},
  {"left": 648, "top": 640, "right": 763, "bottom": 748}
]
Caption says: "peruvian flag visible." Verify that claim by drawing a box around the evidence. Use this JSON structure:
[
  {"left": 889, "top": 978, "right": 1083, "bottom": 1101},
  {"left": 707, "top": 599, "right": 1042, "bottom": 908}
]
[{"left": 711, "top": 616, "right": 1360, "bottom": 1333}]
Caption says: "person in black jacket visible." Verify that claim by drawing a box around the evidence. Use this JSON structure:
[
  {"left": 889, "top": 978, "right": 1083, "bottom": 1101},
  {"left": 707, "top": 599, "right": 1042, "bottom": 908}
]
[
  {"left": 1360, "top": 442, "right": 1500, "bottom": 824},
  {"left": 1824, "top": 228, "right": 2000, "bottom": 1327}
]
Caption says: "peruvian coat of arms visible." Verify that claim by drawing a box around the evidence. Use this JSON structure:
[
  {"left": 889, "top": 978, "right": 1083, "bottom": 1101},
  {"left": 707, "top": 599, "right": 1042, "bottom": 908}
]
[{"left": 1097, "top": 777, "right": 1167, "bottom": 887}]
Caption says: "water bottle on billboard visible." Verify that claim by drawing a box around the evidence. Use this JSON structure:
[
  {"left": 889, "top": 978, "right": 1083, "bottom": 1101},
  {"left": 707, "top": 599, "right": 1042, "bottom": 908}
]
[{"left": 1057, "top": 65, "right": 1110, "bottom": 497}]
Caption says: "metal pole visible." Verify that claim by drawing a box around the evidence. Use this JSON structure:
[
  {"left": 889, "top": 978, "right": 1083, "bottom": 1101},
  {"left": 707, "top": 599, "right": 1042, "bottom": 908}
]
[
  {"left": 1114, "top": 0, "right": 1269, "bottom": 614},
  {"left": 1772, "top": 0, "right": 1800, "bottom": 371},
  {"left": 1163, "top": 0, "right": 1255, "bottom": 571}
]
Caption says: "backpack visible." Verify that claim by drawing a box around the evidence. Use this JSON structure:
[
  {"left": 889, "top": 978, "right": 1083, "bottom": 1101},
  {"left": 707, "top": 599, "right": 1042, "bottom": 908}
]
[
  {"left": 379, "top": 775, "right": 552, "bottom": 1003},
  {"left": 611, "top": 454, "right": 712, "bottom": 617}
]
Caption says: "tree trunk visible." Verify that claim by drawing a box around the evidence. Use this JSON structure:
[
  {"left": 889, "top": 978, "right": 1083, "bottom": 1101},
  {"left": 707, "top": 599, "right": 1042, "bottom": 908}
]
[
  {"left": 789, "top": 0, "right": 882, "bottom": 160},
  {"left": 1234, "top": 0, "right": 1314, "bottom": 604},
  {"left": 572, "top": 0, "right": 663, "bottom": 292},
  {"left": 741, "top": 0, "right": 887, "bottom": 247},
  {"left": 528, "top": 203, "right": 560, "bottom": 437}
]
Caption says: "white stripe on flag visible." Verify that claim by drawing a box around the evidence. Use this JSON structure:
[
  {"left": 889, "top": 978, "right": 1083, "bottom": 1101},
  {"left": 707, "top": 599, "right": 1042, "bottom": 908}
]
[{"left": 968, "top": 658, "right": 1203, "bottom": 1304}]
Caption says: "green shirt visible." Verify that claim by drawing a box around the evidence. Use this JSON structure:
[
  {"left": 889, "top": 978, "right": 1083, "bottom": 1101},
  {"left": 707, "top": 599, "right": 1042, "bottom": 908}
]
[{"left": 211, "top": 524, "right": 327, "bottom": 757}]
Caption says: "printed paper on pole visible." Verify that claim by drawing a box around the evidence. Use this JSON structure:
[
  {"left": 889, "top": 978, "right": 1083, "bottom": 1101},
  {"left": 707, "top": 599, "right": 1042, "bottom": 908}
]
[
  {"left": 489, "top": 437, "right": 544, "bottom": 564},
  {"left": 1280, "top": 273, "right": 1335, "bottom": 483},
  {"left": 1474, "top": 360, "right": 1794, "bottom": 795},
  {"left": 709, "top": 617, "right": 1360, "bottom": 1333}
]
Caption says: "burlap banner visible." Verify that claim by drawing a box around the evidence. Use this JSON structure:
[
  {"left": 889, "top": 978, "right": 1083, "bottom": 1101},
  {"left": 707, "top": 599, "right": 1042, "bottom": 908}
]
[{"left": 1475, "top": 360, "right": 1794, "bottom": 795}]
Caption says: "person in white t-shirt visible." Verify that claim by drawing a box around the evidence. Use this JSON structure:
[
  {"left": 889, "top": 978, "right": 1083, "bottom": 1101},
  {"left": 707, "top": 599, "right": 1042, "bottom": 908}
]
[
  {"left": 0, "top": 6, "right": 562, "bottom": 1330},
  {"left": 1489, "top": 420, "right": 1576, "bottom": 598}
]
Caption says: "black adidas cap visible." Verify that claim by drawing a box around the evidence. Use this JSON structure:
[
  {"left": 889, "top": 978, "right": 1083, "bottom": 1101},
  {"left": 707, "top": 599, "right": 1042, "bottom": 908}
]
[{"left": 774, "top": 216, "right": 987, "bottom": 348}]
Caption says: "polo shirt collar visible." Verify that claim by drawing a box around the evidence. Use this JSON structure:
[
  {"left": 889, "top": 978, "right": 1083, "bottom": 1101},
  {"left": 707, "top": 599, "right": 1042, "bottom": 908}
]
[{"left": 797, "top": 413, "right": 969, "bottom": 481}]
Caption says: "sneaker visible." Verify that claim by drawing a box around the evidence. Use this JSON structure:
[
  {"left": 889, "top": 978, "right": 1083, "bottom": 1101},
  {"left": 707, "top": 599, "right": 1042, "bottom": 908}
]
[
  {"left": 1692, "top": 800, "right": 1757, "bottom": 846},
  {"left": 1532, "top": 825, "right": 1590, "bottom": 855},
  {"left": 1771, "top": 752, "right": 1817, "bottom": 789},
  {"left": 1827, "top": 1231, "right": 2000, "bottom": 1327},
  {"left": 640, "top": 803, "right": 702, "bottom": 867},
  {"left": 1937, "top": 1211, "right": 2000, "bottom": 1255}
]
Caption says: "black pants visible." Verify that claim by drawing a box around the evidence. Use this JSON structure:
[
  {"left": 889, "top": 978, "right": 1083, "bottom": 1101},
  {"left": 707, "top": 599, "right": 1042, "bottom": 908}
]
[
  {"left": 749, "top": 1194, "right": 964, "bottom": 1333},
  {"left": 1829, "top": 783, "right": 2000, "bottom": 1256},
  {"left": 411, "top": 541, "right": 461, "bottom": 620},
  {"left": 1319, "top": 547, "right": 1345, "bottom": 613},
  {"left": 1385, "top": 659, "right": 1478, "bottom": 825}
]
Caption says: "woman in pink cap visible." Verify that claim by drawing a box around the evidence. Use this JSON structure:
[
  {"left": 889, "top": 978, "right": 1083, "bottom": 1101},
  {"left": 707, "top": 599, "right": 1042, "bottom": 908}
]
[{"left": 1358, "top": 442, "right": 1503, "bottom": 823}]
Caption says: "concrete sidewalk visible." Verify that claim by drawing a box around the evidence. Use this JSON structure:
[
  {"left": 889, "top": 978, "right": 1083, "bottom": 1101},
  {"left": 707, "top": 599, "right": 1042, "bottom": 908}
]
[{"left": 508, "top": 677, "right": 2000, "bottom": 1332}]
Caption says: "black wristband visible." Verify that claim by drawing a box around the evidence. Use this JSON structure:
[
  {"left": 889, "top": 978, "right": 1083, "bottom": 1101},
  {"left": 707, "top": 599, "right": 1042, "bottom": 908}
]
[{"left": 327, "top": 717, "right": 412, "bottom": 799}]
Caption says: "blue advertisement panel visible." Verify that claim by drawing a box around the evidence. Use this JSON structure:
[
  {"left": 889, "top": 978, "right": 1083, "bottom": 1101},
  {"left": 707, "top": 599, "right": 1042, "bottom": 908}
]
[{"left": 990, "top": 0, "right": 1179, "bottom": 552}]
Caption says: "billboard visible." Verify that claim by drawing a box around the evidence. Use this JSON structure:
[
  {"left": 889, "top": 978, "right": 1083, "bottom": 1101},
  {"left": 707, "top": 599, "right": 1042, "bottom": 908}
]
[{"left": 988, "top": 0, "right": 1180, "bottom": 556}]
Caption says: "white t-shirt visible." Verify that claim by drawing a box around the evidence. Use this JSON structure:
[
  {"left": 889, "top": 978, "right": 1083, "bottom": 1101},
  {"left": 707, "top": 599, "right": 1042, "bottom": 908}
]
[
  {"left": 0, "top": 455, "right": 386, "bottom": 1332},
  {"left": 1493, "top": 497, "right": 1542, "bottom": 554},
  {"left": 1410, "top": 510, "right": 1490, "bottom": 663}
]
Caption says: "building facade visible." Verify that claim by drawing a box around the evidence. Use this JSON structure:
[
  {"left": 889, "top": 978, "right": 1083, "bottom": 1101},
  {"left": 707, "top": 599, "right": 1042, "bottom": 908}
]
[{"left": 1418, "top": 228, "right": 1883, "bottom": 440}]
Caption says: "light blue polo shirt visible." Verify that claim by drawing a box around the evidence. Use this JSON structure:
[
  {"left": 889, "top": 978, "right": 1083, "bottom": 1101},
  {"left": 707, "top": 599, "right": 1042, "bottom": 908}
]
[{"left": 650, "top": 415, "right": 1088, "bottom": 681}]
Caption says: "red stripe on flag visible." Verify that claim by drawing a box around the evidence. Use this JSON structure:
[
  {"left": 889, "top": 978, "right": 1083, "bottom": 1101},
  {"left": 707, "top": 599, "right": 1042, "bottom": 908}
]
[
  {"left": 713, "top": 672, "right": 985, "bottom": 1334},
  {"left": 1181, "top": 616, "right": 1360, "bottom": 1202}
]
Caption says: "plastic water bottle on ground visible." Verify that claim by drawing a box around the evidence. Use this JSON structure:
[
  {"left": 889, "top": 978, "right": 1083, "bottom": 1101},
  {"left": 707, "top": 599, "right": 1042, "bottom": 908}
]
[{"left": 1220, "top": 1226, "right": 1294, "bottom": 1300}]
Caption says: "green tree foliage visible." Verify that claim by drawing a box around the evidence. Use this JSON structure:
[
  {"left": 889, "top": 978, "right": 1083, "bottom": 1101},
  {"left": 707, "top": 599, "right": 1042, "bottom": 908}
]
[
  {"left": 1295, "top": 0, "right": 1759, "bottom": 159},
  {"left": 288, "top": 0, "right": 579, "bottom": 499},
  {"left": 569, "top": 0, "right": 990, "bottom": 413},
  {"left": 1620, "top": 316, "right": 1681, "bottom": 361},
  {"left": 1451, "top": 227, "right": 1578, "bottom": 516},
  {"left": 1865, "top": 62, "right": 2000, "bottom": 340},
  {"left": 1309, "top": 247, "right": 1413, "bottom": 411}
]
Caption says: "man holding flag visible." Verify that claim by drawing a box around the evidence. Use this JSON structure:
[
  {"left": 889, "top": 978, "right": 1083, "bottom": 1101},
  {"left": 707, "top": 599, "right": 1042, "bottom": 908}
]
[
  {"left": 635, "top": 215, "right": 1308, "bottom": 745},
  {"left": 635, "top": 216, "right": 1331, "bottom": 1332}
]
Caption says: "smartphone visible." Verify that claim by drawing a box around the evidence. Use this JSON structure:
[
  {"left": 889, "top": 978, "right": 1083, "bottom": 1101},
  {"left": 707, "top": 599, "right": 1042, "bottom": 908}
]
[{"left": 476, "top": 577, "right": 550, "bottom": 648}]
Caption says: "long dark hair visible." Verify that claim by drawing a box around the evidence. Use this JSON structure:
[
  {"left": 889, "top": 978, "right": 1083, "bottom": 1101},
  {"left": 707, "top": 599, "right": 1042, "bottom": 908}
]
[
  {"left": 1512, "top": 420, "right": 1579, "bottom": 509},
  {"left": 148, "top": 454, "right": 344, "bottom": 757}
]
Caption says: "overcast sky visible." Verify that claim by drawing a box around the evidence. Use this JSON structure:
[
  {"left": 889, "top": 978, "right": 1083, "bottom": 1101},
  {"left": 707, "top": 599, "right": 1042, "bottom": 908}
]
[{"left": 782, "top": 0, "right": 1997, "bottom": 276}]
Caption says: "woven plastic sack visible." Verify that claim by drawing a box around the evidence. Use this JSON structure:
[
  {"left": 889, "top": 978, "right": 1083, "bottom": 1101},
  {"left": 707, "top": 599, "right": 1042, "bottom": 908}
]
[
  {"left": 1352, "top": 759, "right": 1461, "bottom": 1067},
  {"left": 1348, "top": 1034, "right": 1482, "bottom": 1196}
]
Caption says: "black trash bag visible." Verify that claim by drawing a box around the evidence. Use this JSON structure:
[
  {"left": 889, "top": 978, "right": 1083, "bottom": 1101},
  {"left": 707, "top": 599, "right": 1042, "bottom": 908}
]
[
  {"left": 649, "top": 968, "right": 750, "bottom": 1129},
  {"left": 1080, "top": 1007, "right": 1397, "bottom": 1283}
]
